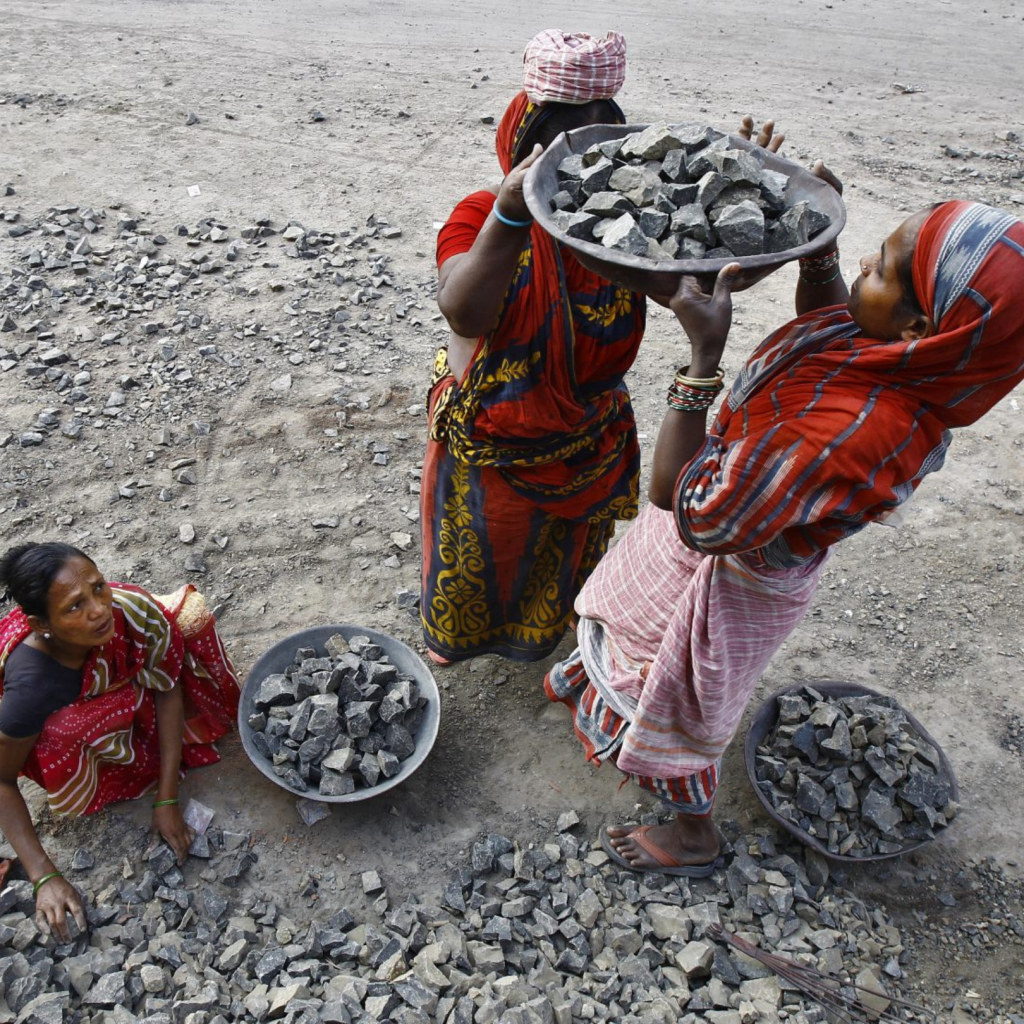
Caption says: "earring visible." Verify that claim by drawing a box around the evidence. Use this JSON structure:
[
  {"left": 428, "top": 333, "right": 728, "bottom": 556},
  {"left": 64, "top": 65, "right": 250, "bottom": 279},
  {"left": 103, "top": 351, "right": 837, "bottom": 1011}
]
[{"left": 43, "top": 632, "right": 51, "bottom": 641}]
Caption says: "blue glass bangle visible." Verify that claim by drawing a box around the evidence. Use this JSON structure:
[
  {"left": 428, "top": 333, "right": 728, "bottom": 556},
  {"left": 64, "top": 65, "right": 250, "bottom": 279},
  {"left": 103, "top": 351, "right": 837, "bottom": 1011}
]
[{"left": 493, "top": 206, "right": 533, "bottom": 229}]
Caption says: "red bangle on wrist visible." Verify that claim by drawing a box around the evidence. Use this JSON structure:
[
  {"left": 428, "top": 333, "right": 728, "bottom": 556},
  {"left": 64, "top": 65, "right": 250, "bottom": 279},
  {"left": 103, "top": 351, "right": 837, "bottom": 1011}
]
[{"left": 799, "top": 247, "right": 841, "bottom": 285}]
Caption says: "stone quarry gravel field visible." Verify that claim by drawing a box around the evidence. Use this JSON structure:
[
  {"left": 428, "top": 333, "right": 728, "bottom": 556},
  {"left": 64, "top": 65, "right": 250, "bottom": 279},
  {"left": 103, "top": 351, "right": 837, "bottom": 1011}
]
[{"left": 1, "top": 0, "right": 1024, "bottom": 1020}]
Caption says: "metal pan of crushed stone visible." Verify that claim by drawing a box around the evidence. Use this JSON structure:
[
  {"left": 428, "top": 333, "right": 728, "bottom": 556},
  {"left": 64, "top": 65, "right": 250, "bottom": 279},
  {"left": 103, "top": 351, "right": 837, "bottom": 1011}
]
[
  {"left": 238, "top": 625, "right": 440, "bottom": 803},
  {"left": 744, "top": 681, "right": 958, "bottom": 863},
  {"left": 524, "top": 123, "right": 846, "bottom": 299}
]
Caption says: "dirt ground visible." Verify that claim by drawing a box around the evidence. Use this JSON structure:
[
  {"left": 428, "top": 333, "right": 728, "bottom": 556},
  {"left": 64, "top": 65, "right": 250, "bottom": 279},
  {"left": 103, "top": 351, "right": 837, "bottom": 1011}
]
[{"left": 2, "top": 0, "right": 1024, "bottom": 1016}]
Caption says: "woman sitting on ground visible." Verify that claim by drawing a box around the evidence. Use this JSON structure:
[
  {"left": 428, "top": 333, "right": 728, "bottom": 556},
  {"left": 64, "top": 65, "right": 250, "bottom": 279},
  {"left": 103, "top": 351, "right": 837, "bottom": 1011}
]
[
  {"left": 0, "top": 542, "right": 239, "bottom": 938},
  {"left": 547, "top": 197, "right": 1024, "bottom": 875}
]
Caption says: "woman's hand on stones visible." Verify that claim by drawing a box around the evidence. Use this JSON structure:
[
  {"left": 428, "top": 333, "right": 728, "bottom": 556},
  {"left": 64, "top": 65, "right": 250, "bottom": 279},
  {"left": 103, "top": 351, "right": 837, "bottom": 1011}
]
[
  {"left": 35, "top": 876, "right": 87, "bottom": 943},
  {"left": 153, "top": 804, "right": 196, "bottom": 865}
]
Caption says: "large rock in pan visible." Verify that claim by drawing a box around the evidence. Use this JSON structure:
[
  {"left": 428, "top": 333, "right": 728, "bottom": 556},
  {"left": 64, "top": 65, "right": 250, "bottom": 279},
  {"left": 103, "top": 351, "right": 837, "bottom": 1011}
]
[
  {"left": 714, "top": 200, "right": 765, "bottom": 257},
  {"left": 601, "top": 213, "right": 649, "bottom": 257}
]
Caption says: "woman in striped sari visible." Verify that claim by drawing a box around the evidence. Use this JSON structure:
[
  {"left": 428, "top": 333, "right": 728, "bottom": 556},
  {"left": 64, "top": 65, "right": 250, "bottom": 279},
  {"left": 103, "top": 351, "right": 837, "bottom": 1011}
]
[
  {"left": 548, "top": 198, "right": 1024, "bottom": 875},
  {"left": 0, "top": 542, "right": 239, "bottom": 939}
]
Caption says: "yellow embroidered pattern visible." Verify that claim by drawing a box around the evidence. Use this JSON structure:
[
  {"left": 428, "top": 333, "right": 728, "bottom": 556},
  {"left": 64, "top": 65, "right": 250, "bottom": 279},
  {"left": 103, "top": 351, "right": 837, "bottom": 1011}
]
[
  {"left": 575, "top": 287, "right": 634, "bottom": 328},
  {"left": 427, "top": 460, "right": 492, "bottom": 646},
  {"left": 425, "top": 509, "right": 608, "bottom": 654},
  {"left": 490, "top": 353, "right": 540, "bottom": 384},
  {"left": 516, "top": 517, "right": 568, "bottom": 640}
]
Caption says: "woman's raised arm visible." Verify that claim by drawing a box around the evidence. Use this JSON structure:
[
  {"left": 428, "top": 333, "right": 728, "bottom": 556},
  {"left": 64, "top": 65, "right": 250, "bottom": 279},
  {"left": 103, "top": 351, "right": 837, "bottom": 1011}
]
[
  {"left": 650, "top": 264, "right": 742, "bottom": 508},
  {"left": 795, "top": 161, "right": 849, "bottom": 316},
  {"left": 437, "top": 145, "right": 543, "bottom": 345}
]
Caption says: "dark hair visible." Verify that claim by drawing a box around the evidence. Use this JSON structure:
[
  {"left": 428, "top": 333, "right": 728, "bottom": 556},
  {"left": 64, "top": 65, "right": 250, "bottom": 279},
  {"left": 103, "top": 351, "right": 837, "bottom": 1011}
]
[
  {"left": 0, "top": 542, "right": 93, "bottom": 618},
  {"left": 896, "top": 248, "right": 925, "bottom": 321},
  {"left": 514, "top": 98, "right": 625, "bottom": 167},
  {"left": 896, "top": 202, "right": 943, "bottom": 322}
]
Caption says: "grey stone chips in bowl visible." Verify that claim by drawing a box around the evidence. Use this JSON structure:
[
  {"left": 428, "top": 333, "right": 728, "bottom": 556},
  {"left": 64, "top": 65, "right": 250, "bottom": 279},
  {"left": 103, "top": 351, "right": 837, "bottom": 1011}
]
[
  {"left": 238, "top": 624, "right": 440, "bottom": 803},
  {"left": 745, "top": 681, "right": 959, "bottom": 863},
  {"left": 524, "top": 122, "right": 846, "bottom": 298}
]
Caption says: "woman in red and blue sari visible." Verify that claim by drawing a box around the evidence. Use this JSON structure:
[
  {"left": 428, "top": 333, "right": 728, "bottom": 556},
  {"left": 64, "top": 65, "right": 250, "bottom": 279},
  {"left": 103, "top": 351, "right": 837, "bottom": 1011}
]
[
  {"left": 548, "top": 198, "right": 1024, "bottom": 876},
  {"left": 422, "top": 32, "right": 784, "bottom": 666},
  {"left": 420, "top": 31, "right": 645, "bottom": 665}
]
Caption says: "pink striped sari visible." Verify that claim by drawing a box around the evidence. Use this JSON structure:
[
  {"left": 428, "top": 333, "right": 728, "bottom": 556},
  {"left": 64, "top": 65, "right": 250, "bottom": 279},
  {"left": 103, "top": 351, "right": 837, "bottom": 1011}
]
[{"left": 566, "top": 504, "right": 826, "bottom": 783}]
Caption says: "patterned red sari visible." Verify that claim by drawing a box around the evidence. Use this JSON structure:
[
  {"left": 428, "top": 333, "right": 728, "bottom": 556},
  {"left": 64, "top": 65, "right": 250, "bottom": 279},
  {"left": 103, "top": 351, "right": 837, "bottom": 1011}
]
[
  {"left": 420, "top": 92, "right": 647, "bottom": 662},
  {"left": 0, "top": 584, "right": 238, "bottom": 816}
]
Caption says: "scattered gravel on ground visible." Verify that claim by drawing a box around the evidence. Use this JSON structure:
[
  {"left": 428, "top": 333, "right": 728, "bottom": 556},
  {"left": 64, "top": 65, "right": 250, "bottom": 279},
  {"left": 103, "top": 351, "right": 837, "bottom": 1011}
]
[{"left": 0, "top": 819, "right": 937, "bottom": 1024}]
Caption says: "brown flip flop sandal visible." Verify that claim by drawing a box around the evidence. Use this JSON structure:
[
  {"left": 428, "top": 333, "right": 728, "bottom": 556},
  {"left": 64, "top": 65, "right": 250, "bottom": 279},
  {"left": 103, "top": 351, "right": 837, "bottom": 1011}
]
[{"left": 600, "top": 824, "right": 719, "bottom": 878}]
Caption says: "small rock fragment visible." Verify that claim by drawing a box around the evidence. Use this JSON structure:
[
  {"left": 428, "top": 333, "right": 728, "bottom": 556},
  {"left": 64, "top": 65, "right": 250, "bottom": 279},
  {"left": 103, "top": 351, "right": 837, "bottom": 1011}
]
[{"left": 296, "top": 798, "right": 331, "bottom": 826}]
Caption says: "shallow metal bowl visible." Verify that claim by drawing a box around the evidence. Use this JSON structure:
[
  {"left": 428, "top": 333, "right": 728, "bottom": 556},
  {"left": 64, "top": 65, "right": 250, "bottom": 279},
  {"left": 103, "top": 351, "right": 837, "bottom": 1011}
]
[
  {"left": 523, "top": 123, "right": 846, "bottom": 298},
  {"left": 744, "top": 680, "right": 958, "bottom": 863},
  {"left": 238, "top": 624, "right": 440, "bottom": 803}
]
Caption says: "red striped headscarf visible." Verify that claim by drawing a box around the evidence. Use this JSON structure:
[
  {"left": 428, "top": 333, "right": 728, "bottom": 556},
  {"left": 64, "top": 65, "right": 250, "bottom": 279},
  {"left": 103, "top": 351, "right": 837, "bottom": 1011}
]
[
  {"left": 523, "top": 30, "right": 627, "bottom": 106},
  {"left": 674, "top": 201, "right": 1024, "bottom": 568}
]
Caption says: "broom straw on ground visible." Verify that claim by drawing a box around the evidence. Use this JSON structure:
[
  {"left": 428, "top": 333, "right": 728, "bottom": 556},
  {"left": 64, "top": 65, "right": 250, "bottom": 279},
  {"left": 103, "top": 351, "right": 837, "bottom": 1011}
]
[{"left": 709, "top": 923, "right": 936, "bottom": 1023}]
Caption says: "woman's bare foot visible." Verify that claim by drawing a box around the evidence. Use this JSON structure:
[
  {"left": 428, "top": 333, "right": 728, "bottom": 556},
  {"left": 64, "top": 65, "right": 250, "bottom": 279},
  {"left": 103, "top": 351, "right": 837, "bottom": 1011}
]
[{"left": 606, "top": 813, "right": 720, "bottom": 870}]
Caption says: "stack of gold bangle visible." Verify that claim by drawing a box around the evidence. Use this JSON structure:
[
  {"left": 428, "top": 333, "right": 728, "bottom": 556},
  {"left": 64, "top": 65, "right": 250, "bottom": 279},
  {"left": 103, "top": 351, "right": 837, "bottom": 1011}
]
[{"left": 667, "top": 365, "right": 725, "bottom": 413}]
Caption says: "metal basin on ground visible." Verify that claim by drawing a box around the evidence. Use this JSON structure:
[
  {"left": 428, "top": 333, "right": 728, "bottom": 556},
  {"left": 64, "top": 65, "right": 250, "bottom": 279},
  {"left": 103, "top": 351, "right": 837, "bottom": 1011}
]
[
  {"left": 523, "top": 123, "right": 846, "bottom": 299},
  {"left": 238, "top": 624, "right": 440, "bottom": 803},
  {"left": 744, "top": 680, "right": 958, "bottom": 863}
]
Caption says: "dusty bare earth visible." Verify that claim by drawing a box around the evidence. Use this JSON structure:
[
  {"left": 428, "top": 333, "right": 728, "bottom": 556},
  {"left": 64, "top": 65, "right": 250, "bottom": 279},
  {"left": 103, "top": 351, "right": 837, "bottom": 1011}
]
[{"left": 2, "top": 0, "right": 1024, "bottom": 1017}]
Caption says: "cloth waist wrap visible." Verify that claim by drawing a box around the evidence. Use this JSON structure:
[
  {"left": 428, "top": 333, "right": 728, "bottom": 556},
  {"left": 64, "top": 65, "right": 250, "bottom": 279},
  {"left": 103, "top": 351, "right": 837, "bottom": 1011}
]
[{"left": 428, "top": 347, "right": 632, "bottom": 508}]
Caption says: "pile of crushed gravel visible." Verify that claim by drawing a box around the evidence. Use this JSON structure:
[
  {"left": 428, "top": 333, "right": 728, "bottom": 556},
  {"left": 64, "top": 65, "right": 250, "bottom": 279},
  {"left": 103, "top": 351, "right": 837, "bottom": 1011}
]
[{"left": 0, "top": 816, "right": 919, "bottom": 1024}]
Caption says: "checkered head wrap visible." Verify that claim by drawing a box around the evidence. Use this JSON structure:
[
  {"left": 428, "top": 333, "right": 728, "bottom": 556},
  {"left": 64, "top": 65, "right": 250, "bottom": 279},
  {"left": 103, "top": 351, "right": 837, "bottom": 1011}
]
[{"left": 522, "top": 30, "right": 627, "bottom": 105}]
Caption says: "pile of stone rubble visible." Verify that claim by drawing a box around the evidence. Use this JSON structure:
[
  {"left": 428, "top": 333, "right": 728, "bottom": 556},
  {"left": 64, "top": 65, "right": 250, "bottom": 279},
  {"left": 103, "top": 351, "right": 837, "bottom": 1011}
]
[
  {"left": 547, "top": 124, "right": 830, "bottom": 261},
  {"left": 0, "top": 198, "right": 421, "bottom": 457},
  {"left": 0, "top": 817, "right": 916, "bottom": 1024},
  {"left": 754, "top": 687, "right": 959, "bottom": 858},
  {"left": 249, "top": 635, "right": 428, "bottom": 796}
]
